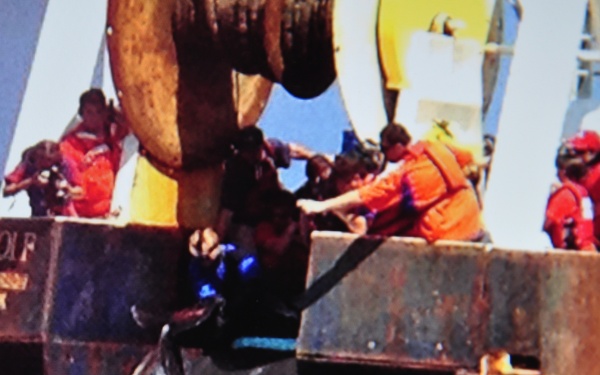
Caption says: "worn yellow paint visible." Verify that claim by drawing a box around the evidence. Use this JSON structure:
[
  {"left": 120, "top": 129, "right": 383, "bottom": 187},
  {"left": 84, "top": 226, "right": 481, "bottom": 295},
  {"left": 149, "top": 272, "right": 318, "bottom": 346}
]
[
  {"left": 129, "top": 156, "right": 224, "bottom": 229},
  {"left": 0, "top": 272, "right": 28, "bottom": 291},
  {"left": 378, "top": 0, "right": 492, "bottom": 90},
  {"left": 423, "top": 120, "right": 484, "bottom": 163},
  {"left": 129, "top": 155, "right": 178, "bottom": 226}
]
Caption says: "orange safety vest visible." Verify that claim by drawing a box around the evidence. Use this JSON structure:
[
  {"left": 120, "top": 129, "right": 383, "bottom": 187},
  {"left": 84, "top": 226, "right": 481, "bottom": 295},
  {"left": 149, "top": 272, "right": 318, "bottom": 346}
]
[
  {"left": 406, "top": 142, "right": 482, "bottom": 241},
  {"left": 364, "top": 141, "right": 482, "bottom": 242},
  {"left": 544, "top": 181, "right": 595, "bottom": 251}
]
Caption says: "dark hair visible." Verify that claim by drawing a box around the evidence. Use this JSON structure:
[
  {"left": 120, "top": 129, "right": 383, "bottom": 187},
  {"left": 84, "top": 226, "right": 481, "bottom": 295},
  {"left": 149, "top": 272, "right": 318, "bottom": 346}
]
[
  {"left": 353, "top": 140, "right": 385, "bottom": 174},
  {"left": 332, "top": 154, "right": 364, "bottom": 183},
  {"left": 483, "top": 134, "right": 496, "bottom": 157},
  {"left": 262, "top": 189, "right": 299, "bottom": 220},
  {"left": 235, "top": 126, "right": 265, "bottom": 150},
  {"left": 25, "top": 140, "right": 62, "bottom": 166},
  {"left": 380, "top": 122, "right": 412, "bottom": 147},
  {"left": 78, "top": 88, "right": 106, "bottom": 116},
  {"left": 306, "top": 154, "right": 333, "bottom": 181}
]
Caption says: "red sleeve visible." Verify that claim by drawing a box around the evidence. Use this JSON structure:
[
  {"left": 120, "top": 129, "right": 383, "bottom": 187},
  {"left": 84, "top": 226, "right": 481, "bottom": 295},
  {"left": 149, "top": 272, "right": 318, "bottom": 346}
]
[
  {"left": 62, "top": 158, "right": 82, "bottom": 187},
  {"left": 545, "top": 188, "right": 578, "bottom": 224},
  {"left": 4, "top": 162, "right": 28, "bottom": 185},
  {"left": 544, "top": 187, "right": 578, "bottom": 248},
  {"left": 59, "top": 135, "right": 85, "bottom": 168},
  {"left": 358, "top": 167, "right": 406, "bottom": 212}
]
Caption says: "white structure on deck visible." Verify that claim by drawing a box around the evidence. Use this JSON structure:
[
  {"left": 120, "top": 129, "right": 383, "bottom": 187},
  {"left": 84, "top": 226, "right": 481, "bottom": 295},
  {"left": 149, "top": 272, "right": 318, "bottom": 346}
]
[{"left": 483, "top": 0, "right": 591, "bottom": 249}]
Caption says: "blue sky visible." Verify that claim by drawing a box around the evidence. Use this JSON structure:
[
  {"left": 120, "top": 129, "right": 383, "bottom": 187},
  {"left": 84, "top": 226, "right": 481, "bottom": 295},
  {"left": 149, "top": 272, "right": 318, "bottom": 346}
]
[
  {"left": 260, "top": 82, "right": 351, "bottom": 191},
  {"left": 0, "top": 0, "right": 49, "bottom": 176}
]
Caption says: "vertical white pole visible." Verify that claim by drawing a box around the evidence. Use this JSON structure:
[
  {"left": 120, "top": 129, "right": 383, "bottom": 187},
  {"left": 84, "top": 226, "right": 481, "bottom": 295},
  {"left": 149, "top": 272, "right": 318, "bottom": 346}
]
[
  {"left": 1, "top": 0, "right": 108, "bottom": 217},
  {"left": 333, "top": 0, "right": 388, "bottom": 142},
  {"left": 483, "top": 0, "right": 588, "bottom": 249},
  {"left": 104, "top": 42, "right": 139, "bottom": 223}
]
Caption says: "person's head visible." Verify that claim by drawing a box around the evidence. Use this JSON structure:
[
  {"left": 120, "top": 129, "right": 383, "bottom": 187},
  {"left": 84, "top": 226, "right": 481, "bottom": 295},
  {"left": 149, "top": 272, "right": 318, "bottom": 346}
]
[
  {"left": 306, "top": 154, "right": 333, "bottom": 183},
  {"left": 483, "top": 134, "right": 496, "bottom": 158},
  {"left": 26, "top": 140, "right": 62, "bottom": 171},
  {"left": 556, "top": 144, "right": 588, "bottom": 182},
  {"left": 265, "top": 189, "right": 298, "bottom": 233},
  {"left": 234, "top": 126, "right": 266, "bottom": 164},
  {"left": 78, "top": 88, "right": 108, "bottom": 134},
  {"left": 380, "top": 122, "right": 412, "bottom": 162},
  {"left": 354, "top": 141, "right": 385, "bottom": 181},
  {"left": 564, "top": 130, "right": 600, "bottom": 164},
  {"left": 332, "top": 154, "right": 365, "bottom": 194}
]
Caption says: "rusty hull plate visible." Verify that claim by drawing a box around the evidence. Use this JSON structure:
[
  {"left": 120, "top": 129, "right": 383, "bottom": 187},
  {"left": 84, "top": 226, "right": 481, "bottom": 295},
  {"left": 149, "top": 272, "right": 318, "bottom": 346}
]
[
  {"left": 298, "top": 233, "right": 488, "bottom": 371},
  {"left": 0, "top": 219, "right": 55, "bottom": 340},
  {"left": 45, "top": 341, "right": 151, "bottom": 375},
  {"left": 299, "top": 232, "right": 600, "bottom": 374},
  {"left": 0, "top": 218, "right": 186, "bottom": 374}
]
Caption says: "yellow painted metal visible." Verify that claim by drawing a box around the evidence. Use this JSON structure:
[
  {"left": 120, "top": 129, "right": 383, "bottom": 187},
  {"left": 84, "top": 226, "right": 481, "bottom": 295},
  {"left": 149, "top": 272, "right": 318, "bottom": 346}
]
[
  {"left": 378, "top": 0, "right": 493, "bottom": 90},
  {"left": 422, "top": 120, "right": 485, "bottom": 163},
  {"left": 129, "top": 156, "right": 224, "bottom": 230},
  {"left": 129, "top": 155, "right": 178, "bottom": 227}
]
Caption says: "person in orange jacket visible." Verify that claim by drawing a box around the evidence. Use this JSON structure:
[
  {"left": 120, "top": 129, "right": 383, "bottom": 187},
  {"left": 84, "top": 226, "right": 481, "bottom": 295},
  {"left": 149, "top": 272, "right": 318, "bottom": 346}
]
[
  {"left": 543, "top": 144, "right": 596, "bottom": 251},
  {"left": 297, "top": 122, "right": 485, "bottom": 242},
  {"left": 564, "top": 130, "right": 600, "bottom": 242},
  {"left": 59, "top": 88, "right": 129, "bottom": 218}
]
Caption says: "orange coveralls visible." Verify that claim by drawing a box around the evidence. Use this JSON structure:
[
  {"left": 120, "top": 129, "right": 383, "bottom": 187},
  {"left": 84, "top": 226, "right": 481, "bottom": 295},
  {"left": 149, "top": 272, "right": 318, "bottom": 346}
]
[
  {"left": 544, "top": 180, "right": 596, "bottom": 251},
  {"left": 359, "top": 141, "right": 483, "bottom": 242},
  {"left": 59, "top": 124, "right": 123, "bottom": 218}
]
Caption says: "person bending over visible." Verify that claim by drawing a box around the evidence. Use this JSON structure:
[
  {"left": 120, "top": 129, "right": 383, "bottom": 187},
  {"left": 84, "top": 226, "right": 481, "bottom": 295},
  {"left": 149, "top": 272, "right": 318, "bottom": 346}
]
[{"left": 298, "top": 122, "right": 485, "bottom": 242}]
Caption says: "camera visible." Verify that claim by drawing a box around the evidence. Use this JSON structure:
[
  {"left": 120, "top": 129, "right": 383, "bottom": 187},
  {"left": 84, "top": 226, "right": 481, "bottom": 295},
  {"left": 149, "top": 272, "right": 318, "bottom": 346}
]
[{"left": 39, "top": 165, "right": 71, "bottom": 212}]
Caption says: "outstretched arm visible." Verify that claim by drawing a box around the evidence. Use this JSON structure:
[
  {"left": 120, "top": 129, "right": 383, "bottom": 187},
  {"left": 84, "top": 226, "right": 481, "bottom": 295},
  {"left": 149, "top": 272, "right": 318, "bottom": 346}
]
[
  {"left": 331, "top": 209, "right": 368, "bottom": 235},
  {"left": 297, "top": 190, "right": 363, "bottom": 215},
  {"left": 288, "top": 142, "right": 315, "bottom": 160},
  {"left": 3, "top": 177, "right": 34, "bottom": 197}
]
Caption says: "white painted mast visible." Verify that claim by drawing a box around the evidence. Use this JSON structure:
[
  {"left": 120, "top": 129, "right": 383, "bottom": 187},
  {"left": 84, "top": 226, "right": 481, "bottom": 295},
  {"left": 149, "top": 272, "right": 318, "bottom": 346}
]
[{"left": 483, "top": 0, "right": 589, "bottom": 249}]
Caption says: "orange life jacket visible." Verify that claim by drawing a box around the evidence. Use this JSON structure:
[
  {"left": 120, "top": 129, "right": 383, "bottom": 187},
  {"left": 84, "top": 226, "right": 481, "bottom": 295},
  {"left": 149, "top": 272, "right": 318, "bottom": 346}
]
[{"left": 366, "top": 141, "right": 482, "bottom": 242}]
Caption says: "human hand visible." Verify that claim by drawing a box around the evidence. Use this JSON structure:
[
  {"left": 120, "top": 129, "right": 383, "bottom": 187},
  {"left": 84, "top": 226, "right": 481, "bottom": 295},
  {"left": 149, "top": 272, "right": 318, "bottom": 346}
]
[
  {"left": 297, "top": 199, "right": 325, "bottom": 215},
  {"left": 34, "top": 170, "right": 50, "bottom": 187},
  {"left": 83, "top": 145, "right": 110, "bottom": 165},
  {"left": 69, "top": 186, "right": 84, "bottom": 199},
  {"left": 189, "top": 227, "right": 221, "bottom": 261}
]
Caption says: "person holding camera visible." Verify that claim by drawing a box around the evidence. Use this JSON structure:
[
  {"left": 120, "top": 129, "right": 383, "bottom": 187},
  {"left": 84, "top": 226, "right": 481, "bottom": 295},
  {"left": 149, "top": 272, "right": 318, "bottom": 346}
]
[{"left": 3, "top": 140, "right": 81, "bottom": 217}]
